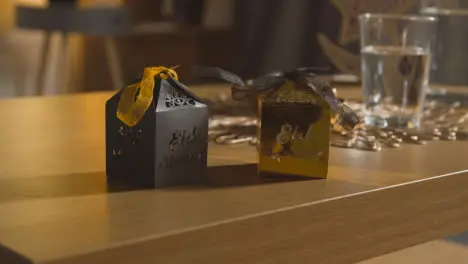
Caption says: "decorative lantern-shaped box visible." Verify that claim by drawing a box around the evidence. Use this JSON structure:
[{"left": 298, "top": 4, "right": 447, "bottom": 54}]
[{"left": 106, "top": 67, "right": 209, "bottom": 188}]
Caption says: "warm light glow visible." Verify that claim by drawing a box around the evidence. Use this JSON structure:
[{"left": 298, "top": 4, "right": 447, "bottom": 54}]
[
  {"left": 0, "top": 0, "right": 14, "bottom": 33},
  {"left": 79, "top": 0, "right": 124, "bottom": 8},
  {"left": 15, "top": 0, "right": 47, "bottom": 7}
]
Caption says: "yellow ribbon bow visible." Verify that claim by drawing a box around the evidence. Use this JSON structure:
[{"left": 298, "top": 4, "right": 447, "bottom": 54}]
[{"left": 117, "top": 66, "right": 179, "bottom": 127}]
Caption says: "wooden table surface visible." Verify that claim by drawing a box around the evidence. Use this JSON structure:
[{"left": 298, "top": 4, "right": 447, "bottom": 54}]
[{"left": 0, "top": 85, "right": 468, "bottom": 264}]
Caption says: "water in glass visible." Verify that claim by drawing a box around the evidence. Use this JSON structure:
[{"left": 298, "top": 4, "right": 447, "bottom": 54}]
[{"left": 361, "top": 45, "right": 431, "bottom": 128}]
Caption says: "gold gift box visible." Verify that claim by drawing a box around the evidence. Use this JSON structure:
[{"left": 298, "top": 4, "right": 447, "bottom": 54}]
[
  {"left": 195, "top": 66, "right": 358, "bottom": 180},
  {"left": 257, "top": 80, "right": 330, "bottom": 178}
]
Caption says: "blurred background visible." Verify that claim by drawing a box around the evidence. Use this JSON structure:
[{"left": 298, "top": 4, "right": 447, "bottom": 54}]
[{"left": 0, "top": 0, "right": 434, "bottom": 98}]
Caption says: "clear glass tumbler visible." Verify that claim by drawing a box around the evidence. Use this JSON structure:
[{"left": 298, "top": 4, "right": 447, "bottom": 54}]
[{"left": 359, "top": 13, "right": 437, "bottom": 128}]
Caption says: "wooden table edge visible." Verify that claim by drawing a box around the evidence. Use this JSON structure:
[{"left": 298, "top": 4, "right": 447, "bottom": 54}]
[{"left": 27, "top": 170, "right": 468, "bottom": 264}]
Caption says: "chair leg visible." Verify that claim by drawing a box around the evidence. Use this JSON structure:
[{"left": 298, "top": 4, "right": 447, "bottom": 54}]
[
  {"left": 9, "top": 34, "right": 26, "bottom": 97},
  {"left": 105, "top": 37, "right": 124, "bottom": 90},
  {"left": 35, "top": 31, "right": 52, "bottom": 95},
  {"left": 60, "top": 32, "right": 70, "bottom": 94}
]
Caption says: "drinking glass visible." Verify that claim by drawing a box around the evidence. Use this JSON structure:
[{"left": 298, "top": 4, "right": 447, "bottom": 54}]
[{"left": 359, "top": 13, "right": 437, "bottom": 128}]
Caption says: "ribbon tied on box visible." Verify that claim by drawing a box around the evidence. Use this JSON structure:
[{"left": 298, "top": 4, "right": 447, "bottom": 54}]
[
  {"left": 117, "top": 66, "right": 179, "bottom": 127},
  {"left": 195, "top": 66, "right": 360, "bottom": 130}
]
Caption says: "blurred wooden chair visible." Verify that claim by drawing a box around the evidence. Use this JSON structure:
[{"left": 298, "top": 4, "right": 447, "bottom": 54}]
[{"left": 15, "top": 1, "right": 130, "bottom": 95}]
